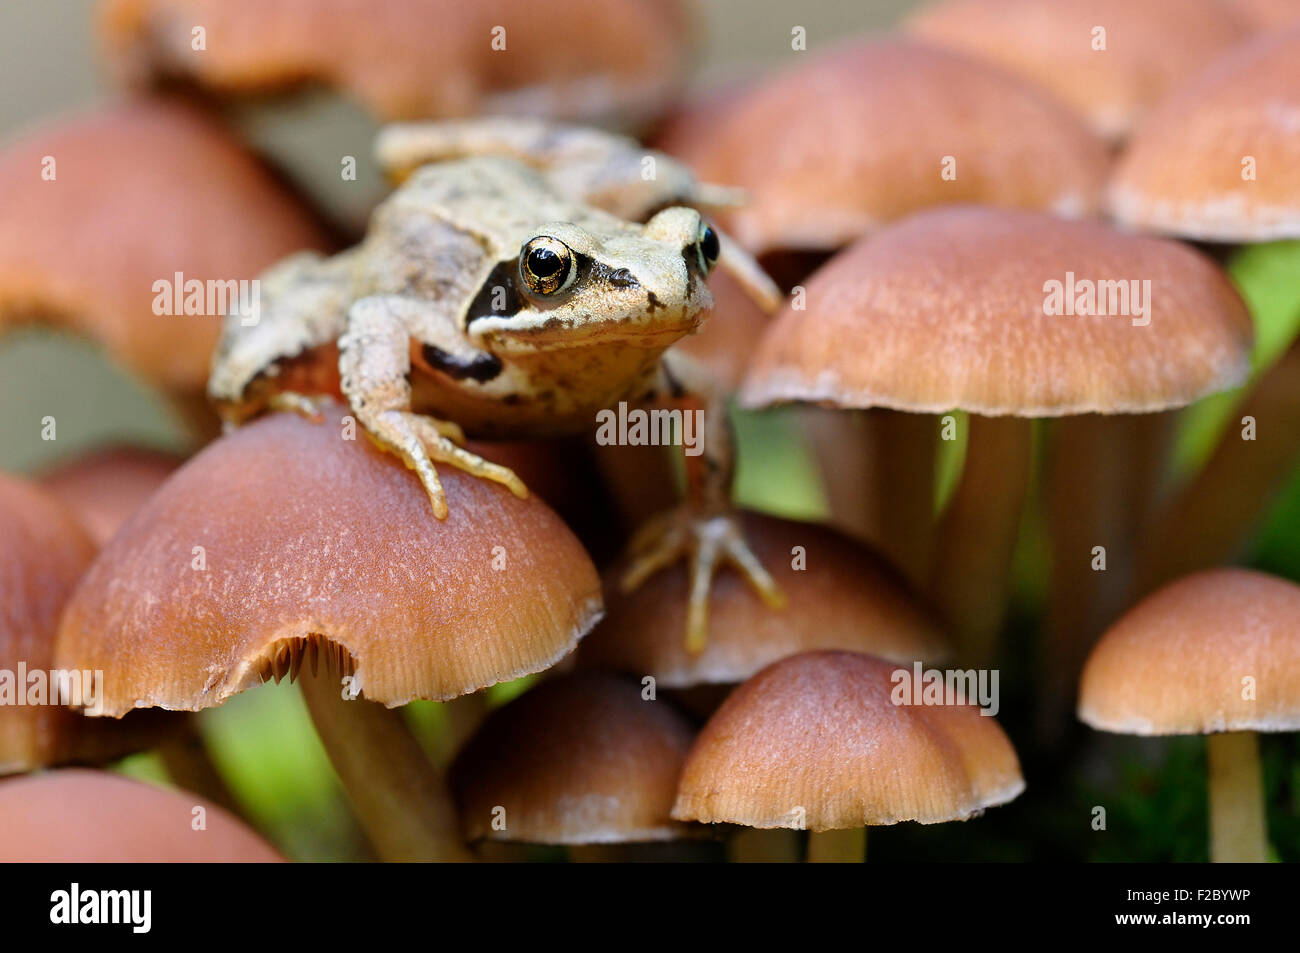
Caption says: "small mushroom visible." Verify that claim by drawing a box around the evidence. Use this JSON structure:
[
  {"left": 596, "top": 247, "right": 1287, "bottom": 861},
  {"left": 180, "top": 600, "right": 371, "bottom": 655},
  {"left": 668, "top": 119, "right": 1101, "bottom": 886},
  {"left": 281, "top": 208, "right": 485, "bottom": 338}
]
[
  {"left": 0, "top": 472, "right": 176, "bottom": 774},
  {"left": 39, "top": 446, "right": 180, "bottom": 547},
  {"left": 0, "top": 768, "right": 281, "bottom": 862},
  {"left": 54, "top": 404, "right": 603, "bottom": 861},
  {"left": 1108, "top": 25, "right": 1300, "bottom": 242},
  {"left": 672, "top": 651, "right": 1024, "bottom": 862},
  {"left": 98, "top": 0, "right": 691, "bottom": 129},
  {"left": 1079, "top": 568, "right": 1300, "bottom": 862},
  {"left": 685, "top": 37, "right": 1110, "bottom": 260},
  {"left": 451, "top": 672, "right": 695, "bottom": 855},
  {"left": 0, "top": 100, "right": 331, "bottom": 430},
  {"left": 906, "top": 0, "right": 1250, "bottom": 142}
]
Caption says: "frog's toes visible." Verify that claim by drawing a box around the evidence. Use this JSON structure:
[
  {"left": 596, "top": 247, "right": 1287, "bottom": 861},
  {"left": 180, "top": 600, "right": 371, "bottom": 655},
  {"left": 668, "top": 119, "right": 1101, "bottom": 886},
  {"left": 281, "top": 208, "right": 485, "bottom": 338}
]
[{"left": 620, "top": 508, "right": 786, "bottom": 655}]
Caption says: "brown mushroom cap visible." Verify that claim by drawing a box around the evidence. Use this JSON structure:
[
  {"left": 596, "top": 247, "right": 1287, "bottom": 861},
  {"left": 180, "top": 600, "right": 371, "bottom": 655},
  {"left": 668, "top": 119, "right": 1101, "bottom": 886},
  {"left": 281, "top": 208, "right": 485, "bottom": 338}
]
[
  {"left": 688, "top": 38, "right": 1109, "bottom": 255},
  {"left": 740, "top": 206, "right": 1253, "bottom": 416},
  {"left": 0, "top": 473, "right": 175, "bottom": 773},
  {"left": 579, "top": 512, "right": 949, "bottom": 688},
  {"left": 672, "top": 651, "right": 1024, "bottom": 830},
  {"left": 99, "top": 0, "right": 690, "bottom": 127},
  {"left": 40, "top": 446, "right": 180, "bottom": 547},
  {"left": 1109, "top": 26, "right": 1300, "bottom": 241},
  {"left": 906, "top": 0, "right": 1250, "bottom": 141},
  {"left": 1229, "top": 0, "right": 1300, "bottom": 33},
  {"left": 54, "top": 404, "right": 602, "bottom": 716},
  {"left": 452, "top": 672, "right": 695, "bottom": 844},
  {"left": 0, "top": 768, "right": 282, "bottom": 861},
  {"left": 1079, "top": 569, "right": 1300, "bottom": 735},
  {"left": 0, "top": 100, "right": 330, "bottom": 392}
]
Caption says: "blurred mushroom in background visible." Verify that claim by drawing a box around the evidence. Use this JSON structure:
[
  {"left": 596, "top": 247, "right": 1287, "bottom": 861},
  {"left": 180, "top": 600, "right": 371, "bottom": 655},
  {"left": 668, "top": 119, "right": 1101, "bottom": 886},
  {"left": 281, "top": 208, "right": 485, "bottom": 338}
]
[
  {"left": 905, "top": 0, "right": 1251, "bottom": 142},
  {"left": 0, "top": 100, "right": 333, "bottom": 442}
]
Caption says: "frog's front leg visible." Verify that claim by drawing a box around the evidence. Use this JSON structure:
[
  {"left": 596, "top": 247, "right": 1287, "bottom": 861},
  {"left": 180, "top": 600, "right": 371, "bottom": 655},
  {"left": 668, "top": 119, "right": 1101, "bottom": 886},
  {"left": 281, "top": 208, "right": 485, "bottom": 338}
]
[
  {"left": 339, "top": 295, "right": 527, "bottom": 519},
  {"left": 618, "top": 351, "right": 785, "bottom": 654}
]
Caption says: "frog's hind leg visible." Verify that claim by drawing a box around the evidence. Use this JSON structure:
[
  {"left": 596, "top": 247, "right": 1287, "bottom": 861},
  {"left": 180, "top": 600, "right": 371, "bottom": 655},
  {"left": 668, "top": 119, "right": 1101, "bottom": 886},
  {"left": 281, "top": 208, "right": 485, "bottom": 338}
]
[
  {"left": 339, "top": 295, "right": 526, "bottom": 519},
  {"left": 208, "top": 250, "right": 357, "bottom": 421}
]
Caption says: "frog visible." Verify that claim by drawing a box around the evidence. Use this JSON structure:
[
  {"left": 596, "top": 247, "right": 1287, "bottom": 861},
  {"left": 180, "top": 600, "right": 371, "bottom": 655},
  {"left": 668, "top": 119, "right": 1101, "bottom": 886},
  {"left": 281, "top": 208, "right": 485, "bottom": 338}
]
[{"left": 208, "top": 119, "right": 785, "bottom": 653}]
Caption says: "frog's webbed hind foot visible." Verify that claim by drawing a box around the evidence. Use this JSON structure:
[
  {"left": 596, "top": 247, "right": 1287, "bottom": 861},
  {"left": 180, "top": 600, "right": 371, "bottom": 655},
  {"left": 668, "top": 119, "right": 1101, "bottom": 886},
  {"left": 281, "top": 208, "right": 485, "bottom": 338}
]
[
  {"left": 620, "top": 508, "right": 786, "bottom": 654},
  {"left": 363, "top": 409, "right": 527, "bottom": 520}
]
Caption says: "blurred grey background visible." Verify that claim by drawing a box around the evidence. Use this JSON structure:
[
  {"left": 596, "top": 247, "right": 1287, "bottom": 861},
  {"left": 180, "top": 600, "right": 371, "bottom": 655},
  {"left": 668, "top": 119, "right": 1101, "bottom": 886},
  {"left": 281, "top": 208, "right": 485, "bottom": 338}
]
[{"left": 0, "top": 0, "right": 918, "bottom": 472}]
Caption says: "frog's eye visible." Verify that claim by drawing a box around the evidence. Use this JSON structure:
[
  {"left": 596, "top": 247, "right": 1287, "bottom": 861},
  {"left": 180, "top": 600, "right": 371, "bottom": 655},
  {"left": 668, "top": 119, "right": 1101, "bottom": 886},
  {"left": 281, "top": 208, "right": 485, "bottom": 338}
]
[
  {"left": 696, "top": 224, "right": 721, "bottom": 274},
  {"left": 519, "top": 236, "right": 577, "bottom": 297}
]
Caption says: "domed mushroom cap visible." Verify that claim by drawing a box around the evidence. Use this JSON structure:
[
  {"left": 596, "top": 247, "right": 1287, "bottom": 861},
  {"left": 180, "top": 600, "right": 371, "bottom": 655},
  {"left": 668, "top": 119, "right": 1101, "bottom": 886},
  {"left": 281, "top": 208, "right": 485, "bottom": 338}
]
[
  {"left": 672, "top": 651, "right": 1023, "bottom": 830},
  {"left": 0, "top": 769, "right": 282, "bottom": 861},
  {"left": 906, "top": 0, "right": 1250, "bottom": 141},
  {"left": 452, "top": 672, "right": 695, "bottom": 844},
  {"left": 579, "top": 512, "right": 949, "bottom": 688},
  {"left": 1231, "top": 0, "right": 1300, "bottom": 31},
  {"left": 740, "top": 206, "right": 1253, "bottom": 416},
  {"left": 1109, "top": 26, "right": 1300, "bottom": 241},
  {"left": 1079, "top": 569, "right": 1300, "bottom": 735},
  {"left": 688, "top": 38, "right": 1109, "bottom": 255},
  {"left": 0, "top": 473, "right": 174, "bottom": 773},
  {"left": 0, "top": 101, "right": 330, "bottom": 392},
  {"left": 99, "top": 0, "right": 690, "bottom": 127},
  {"left": 54, "top": 405, "right": 603, "bottom": 716},
  {"left": 40, "top": 446, "right": 179, "bottom": 547}
]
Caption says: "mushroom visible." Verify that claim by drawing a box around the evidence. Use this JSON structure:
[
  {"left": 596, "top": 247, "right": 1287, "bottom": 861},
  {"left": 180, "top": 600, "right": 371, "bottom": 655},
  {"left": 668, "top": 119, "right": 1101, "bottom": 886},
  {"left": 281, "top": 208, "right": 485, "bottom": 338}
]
[
  {"left": 672, "top": 651, "right": 1024, "bottom": 862},
  {"left": 0, "top": 768, "right": 282, "bottom": 862},
  {"left": 450, "top": 672, "right": 695, "bottom": 858},
  {"left": 579, "top": 510, "right": 949, "bottom": 692},
  {"left": 99, "top": 0, "right": 690, "bottom": 129},
  {"left": 54, "top": 404, "right": 603, "bottom": 861},
  {"left": 0, "top": 100, "right": 331, "bottom": 437},
  {"left": 741, "top": 206, "right": 1253, "bottom": 680},
  {"left": 905, "top": 0, "right": 1250, "bottom": 142},
  {"left": 684, "top": 37, "right": 1110, "bottom": 261},
  {"left": 39, "top": 446, "right": 179, "bottom": 547},
  {"left": 1109, "top": 25, "right": 1300, "bottom": 242},
  {"left": 1078, "top": 568, "right": 1300, "bottom": 862},
  {"left": 1106, "top": 25, "right": 1300, "bottom": 592},
  {"left": 0, "top": 472, "right": 177, "bottom": 774}
]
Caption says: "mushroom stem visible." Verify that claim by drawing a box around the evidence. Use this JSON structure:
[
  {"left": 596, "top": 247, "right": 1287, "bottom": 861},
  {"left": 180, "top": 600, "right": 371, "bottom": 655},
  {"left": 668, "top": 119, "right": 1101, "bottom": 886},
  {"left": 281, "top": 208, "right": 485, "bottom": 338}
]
[
  {"left": 156, "top": 716, "right": 242, "bottom": 816},
  {"left": 864, "top": 409, "right": 936, "bottom": 586},
  {"left": 1206, "top": 731, "right": 1270, "bottom": 863},
  {"left": 1042, "top": 412, "right": 1175, "bottom": 741},
  {"left": 729, "top": 827, "right": 802, "bottom": 863},
  {"left": 929, "top": 415, "right": 1033, "bottom": 665},
  {"left": 806, "top": 827, "right": 866, "bottom": 863},
  {"left": 798, "top": 406, "right": 875, "bottom": 538},
  {"left": 299, "top": 669, "right": 470, "bottom": 862},
  {"left": 1137, "top": 340, "right": 1300, "bottom": 594}
]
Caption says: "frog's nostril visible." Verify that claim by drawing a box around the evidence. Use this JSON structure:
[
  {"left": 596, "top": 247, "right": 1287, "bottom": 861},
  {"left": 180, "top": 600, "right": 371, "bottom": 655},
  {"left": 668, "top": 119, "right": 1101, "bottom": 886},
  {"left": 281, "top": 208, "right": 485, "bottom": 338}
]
[{"left": 607, "top": 267, "right": 638, "bottom": 288}]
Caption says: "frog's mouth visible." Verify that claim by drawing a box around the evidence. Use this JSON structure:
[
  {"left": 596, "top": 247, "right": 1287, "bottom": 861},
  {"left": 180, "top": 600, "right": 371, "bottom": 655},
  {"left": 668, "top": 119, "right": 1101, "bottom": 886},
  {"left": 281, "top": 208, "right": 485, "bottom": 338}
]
[{"left": 469, "top": 280, "right": 712, "bottom": 352}]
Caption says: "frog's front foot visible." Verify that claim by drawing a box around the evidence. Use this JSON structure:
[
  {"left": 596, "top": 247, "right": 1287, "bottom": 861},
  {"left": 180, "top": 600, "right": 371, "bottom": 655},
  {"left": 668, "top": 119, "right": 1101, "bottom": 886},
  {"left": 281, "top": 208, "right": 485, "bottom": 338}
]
[
  {"left": 619, "top": 507, "right": 786, "bottom": 654},
  {"left": 360, "top": 409, "right": 527, "bottom": 519}
]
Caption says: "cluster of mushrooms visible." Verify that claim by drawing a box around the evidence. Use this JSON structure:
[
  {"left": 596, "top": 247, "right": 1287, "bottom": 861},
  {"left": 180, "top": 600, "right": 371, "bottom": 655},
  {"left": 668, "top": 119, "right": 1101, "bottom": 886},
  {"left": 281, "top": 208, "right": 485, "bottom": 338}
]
[{"left": 1, "top": 0, "right": 1298, "bottom": 863}]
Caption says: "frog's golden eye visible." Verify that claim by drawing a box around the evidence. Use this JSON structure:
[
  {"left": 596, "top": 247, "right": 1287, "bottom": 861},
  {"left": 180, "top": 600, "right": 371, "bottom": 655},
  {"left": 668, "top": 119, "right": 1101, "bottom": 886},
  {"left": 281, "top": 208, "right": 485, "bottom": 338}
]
[
  {"left": 696, "top": 224, "right": 720, "bottom": 274},
  {"left": 519, "top": 236, "right": 576, "bottom": 297}
]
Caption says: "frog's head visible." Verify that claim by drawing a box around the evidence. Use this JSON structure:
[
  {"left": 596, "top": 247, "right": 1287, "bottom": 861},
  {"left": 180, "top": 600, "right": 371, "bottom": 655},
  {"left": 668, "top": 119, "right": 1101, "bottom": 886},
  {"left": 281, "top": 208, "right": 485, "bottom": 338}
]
[{"left": 464, "top": 207, "right": 717, "bottom": 353}]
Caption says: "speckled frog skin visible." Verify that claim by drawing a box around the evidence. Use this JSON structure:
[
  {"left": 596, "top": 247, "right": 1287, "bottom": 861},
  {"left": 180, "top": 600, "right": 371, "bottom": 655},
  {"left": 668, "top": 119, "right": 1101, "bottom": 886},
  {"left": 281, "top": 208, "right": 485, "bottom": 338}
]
[{"left": 208, "top": 119, "right": 785, "bottom": 651}]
